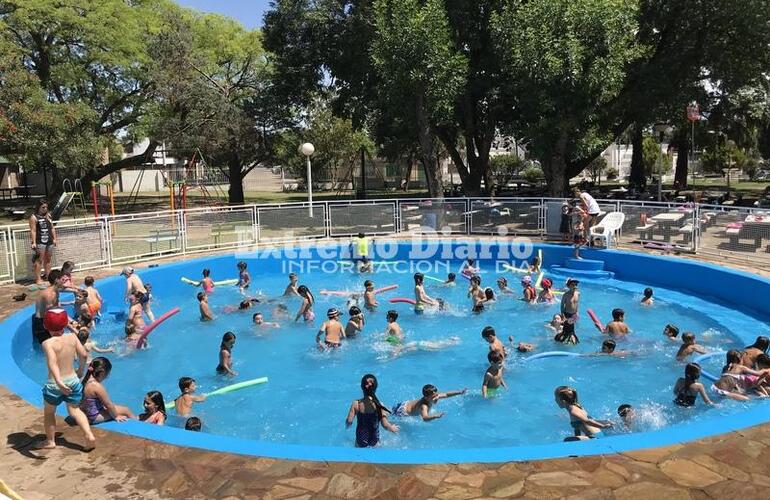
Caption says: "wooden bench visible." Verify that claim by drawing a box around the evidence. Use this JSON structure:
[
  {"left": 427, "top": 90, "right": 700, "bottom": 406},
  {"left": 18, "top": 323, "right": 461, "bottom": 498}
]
[
  {"left": 636, "top": 223, "right": 657, "bottom": 240},
  {"left": 144, "top": 228, "right": 179, "bottom": 252}
]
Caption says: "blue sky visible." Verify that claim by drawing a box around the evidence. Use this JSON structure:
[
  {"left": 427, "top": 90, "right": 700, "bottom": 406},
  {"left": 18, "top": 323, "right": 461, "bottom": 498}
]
[{"left": 175, "top": 0, "right": 271, "bottom": 29}]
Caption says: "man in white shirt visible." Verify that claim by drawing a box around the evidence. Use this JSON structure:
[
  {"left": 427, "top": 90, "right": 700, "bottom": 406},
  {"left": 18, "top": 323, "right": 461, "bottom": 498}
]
[{"left": 573, "top": 187, "right": 601, "bottom": 232}]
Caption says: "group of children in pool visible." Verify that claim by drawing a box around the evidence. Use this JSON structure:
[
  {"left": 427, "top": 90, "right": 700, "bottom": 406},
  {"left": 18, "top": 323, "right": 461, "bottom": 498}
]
[{"left": 33, "top": 253, "right": 770, "bottom": 450}]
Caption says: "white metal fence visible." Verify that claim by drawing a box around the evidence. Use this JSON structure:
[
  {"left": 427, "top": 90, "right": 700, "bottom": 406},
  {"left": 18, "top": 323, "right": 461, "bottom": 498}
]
[{"left": 3, "top": 197, "right": 770, "bottom": 283}]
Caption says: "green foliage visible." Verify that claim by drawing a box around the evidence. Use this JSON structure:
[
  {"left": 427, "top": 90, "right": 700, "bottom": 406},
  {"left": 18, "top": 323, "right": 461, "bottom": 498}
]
[
  {"left": 642, "top": 136, "right": 672, "bottom": 178},
  {"left": 521, "top": 165, "right": 544, "bottom": 184},
  {"left": 585, "top": 156, "right": 608, "bottom": 183},
  {"left": 700, "top": 143, "right": 747, "bottom": 175},
  {"left": 274, "top": 105, "right": 374, "bottom": 183},
  {"left": 606, "top": 166, "right": 619, "bottom": 180},
  {"left": 489, "top": 154, "right": 525, "bottom": 185}
]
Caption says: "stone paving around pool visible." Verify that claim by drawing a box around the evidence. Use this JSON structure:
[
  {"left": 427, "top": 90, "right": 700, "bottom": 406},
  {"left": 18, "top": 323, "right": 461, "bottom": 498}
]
[{"left": 2, "top": 246, "right": 770, "bottom": 499}]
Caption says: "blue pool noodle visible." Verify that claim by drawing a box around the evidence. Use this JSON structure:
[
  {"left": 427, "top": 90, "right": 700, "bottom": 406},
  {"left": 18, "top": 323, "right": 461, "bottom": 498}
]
[{"left": 526, "top": 351, "right": 580, "bottom": 361}]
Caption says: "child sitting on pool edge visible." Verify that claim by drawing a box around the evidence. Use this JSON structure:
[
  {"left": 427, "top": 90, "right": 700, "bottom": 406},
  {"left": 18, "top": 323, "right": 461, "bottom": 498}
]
[
  {"left": 554, "top": 386, "right": 613, "bottom": 440},
  {"left": 391, "top": 384, "right": 467, "bottom": 421},
  {"left": 174, "top": 377, "right": 206, "bottom": 416},
  {"left": 482, "top": 351, "right": 506, "bottom": 398}
]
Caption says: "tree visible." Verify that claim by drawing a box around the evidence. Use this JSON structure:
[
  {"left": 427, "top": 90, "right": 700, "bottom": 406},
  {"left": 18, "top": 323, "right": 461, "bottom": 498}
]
[
  {"left": 0, "top": 0, "right": 160, "bottom": 195},
  {"left": 489, "top": 154, "right": 525, "bottom": 188},
  {"left": 585, "top": 157, "right": 608, "bottom": 185},
  {"left": 493, "top": 0, "right": 641, "bottom": 196},
  {"left": 273, "top": 104, "right": 374, "bottom": 187},
  {"left": 143, "top": 9, "right": 286, "bottom": 204},
  {"left": 642, "top": 136, "right": 671, "bottom": 180}
]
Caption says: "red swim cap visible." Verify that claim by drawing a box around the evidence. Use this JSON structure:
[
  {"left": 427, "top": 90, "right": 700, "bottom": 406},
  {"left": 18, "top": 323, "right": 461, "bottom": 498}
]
[{"left": 43, "top": 308, "right": 69, "bottom": 333}]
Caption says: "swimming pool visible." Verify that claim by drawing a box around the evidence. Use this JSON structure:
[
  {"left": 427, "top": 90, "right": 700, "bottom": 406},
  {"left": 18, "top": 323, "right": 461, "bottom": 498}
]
[{"left": 3, "top": 241, "right": 770, "bottom": 463}]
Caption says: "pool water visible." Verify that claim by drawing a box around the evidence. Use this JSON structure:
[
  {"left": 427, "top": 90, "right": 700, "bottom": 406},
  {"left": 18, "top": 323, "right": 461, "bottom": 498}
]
[{"left": 15, "top": 255, "right": 770, "bottom": 450}]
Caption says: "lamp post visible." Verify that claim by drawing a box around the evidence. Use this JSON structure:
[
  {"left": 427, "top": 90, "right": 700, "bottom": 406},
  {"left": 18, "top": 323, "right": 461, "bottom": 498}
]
[
  {"left": 653, "top": 124, "right": 674, "bottom": 202},
  {"left": 299, "top": 142, "right": 315, "bottom": 217}
]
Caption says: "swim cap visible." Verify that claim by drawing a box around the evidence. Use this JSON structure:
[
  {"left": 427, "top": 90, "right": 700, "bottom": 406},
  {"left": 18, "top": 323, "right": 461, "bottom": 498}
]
[
  {"left": 541, "top": 278, "right": 552, "bottom": 288},
  {"left": 43, "top": 308, "right": 69, "bottom": 333},
  {"left": 521, "top": 275, "right": 532, "bottom": 285},
  {"left": 327, "top": 308, "right": 340, "bottom": 318}
]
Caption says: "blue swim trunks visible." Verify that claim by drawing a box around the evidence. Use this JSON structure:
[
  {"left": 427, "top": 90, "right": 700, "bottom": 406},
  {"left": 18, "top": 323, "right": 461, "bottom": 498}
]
[
  {"left": 391, "top": 401, "right": 409, "bottom": 417},
  {"left": 42, "top": 374, "right": 83, "bottom": 406}
]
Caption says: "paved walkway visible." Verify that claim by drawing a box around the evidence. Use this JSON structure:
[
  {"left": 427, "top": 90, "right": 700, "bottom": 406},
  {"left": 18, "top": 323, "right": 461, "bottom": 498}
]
[{"left": 2, "top": 247, "right": 770, "bottom": 499}]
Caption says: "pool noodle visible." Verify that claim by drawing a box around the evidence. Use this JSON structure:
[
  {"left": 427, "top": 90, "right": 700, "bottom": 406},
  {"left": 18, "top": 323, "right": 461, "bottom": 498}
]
[
  {"left": 586, "top": 309, "right": 605, "bottom": 333},
  {"left": 373, "top": 284, "right": 398, "bottom": 294},
  {"left": 214, "top": 279, "right": 238, "bottom": 286},
  {"left": 693, "top": 351, "right": 726, "bottom": 364},
  {"left": 167, "top": 377, "right": 268, "bottom": 409},
  {"left": 502, "top": 263, "right": 529, "bottom": 274},
  {"left": 181, "top": 277, "right": 199, "bottom": 285},
  {"left": 389, "top": 297, "right": 416, "bottom": 305},
  {"left": 526, "top": 351, "right": 580, "bottom": 361},
  {"left": 423, "top": 275, "right": 444, "bottom": 283},
  {"left": 534, "top": 273, "right": 544, "bottom": 289},
  {"left": 320, "top": 290, "right": 355, "bottom": 296},
  {"left": 700, "top": 370, "right": 720, "bottom": 383},
  {"left": 135, "top": 307, "right": 181, "bottom": 349},
  {"left": 538, "top": 249, "right": 543, "bottom": 266}
]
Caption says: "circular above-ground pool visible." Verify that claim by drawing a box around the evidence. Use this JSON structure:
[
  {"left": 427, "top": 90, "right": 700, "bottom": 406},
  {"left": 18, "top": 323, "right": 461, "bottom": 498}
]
[{"left": 3, "top": 241, "right": 770, "bottom": 463}]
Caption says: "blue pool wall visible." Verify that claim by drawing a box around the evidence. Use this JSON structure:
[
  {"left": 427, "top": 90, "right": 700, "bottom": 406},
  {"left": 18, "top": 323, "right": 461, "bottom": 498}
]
[{"left": 2, "top": 241, "right": 770, "bottom": 464}]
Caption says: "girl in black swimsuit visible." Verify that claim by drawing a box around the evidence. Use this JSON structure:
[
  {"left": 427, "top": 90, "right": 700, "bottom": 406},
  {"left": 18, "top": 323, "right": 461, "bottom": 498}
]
[{"left": 673, "top": 363, "right": 713, "bottom": 407}]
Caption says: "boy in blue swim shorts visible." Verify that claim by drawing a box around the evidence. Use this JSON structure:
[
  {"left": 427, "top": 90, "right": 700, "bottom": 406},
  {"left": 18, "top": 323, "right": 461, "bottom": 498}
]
[{"left": 37, "top": 308, "right": 95, "bottom": 450}]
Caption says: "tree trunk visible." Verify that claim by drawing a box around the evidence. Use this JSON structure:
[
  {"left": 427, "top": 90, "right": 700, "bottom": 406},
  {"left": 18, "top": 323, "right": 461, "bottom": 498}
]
[
  {"left": 402, "top": 154, "right": 413, "bottom": 191},
  {"left": 227, "top": 157, "right": 245, "bottom": 204},
  {"left": 78, "top": 140, "right": 159, "bottom": 197},
  {"left": 629, "top": 124, "right": 646, "bottom": 190},
  {"left": 542, "top": 131, "right": 569, "bottom": 196},
  {"left": 674, "top": 134, "right": 689, "bottom": 188},
  {"left": 415, "top": 93, "right": 443, "bottom": 198}
]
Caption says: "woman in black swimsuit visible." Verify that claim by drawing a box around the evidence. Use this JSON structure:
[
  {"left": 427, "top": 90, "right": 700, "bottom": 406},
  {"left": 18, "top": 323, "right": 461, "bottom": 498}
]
[{"left": 673, "top": 363, "right": 713, "bottom": 407}]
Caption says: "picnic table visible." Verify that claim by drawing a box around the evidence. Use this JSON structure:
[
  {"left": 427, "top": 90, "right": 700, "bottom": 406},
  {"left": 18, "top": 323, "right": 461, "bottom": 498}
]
[{"left": 651, "top": 212, "right": 685, "bottom": 242}]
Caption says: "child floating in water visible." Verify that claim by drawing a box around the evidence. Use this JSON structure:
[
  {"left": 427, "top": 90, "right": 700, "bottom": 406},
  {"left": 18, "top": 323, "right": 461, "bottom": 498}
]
[
  {"left": 216, "top": 332, "right": 237, "bottom": 377},
  {"left": 198, "top": 292, "right": 214, "bottom": 321},
  {"left": 673, "top": 363, "right": 713, "bottom": 406},
  {"left": 295, "top": 285, "right": 315, "bottom": 322},
  {"left": 676, "top": 332, "right": 707, "bottom": 361},
  {"left": 237, "top": 261, "right": 251, "bottom": 293},
  {"left": 391, "top": 384, "right": 467, "bottom": 421},
  {"left": 224, "top": 297, "right": 260, "bottom": 313},
  {"left": 554, "top": 386, "right": 613, "bottom": 440},
  {"left": 139, "top": 390, "right": 166, "bottom": 425},
  {"left": 546, "top": 314, "right": 564, "bottom": 335},
  {"left": 174, "top": 377, "right": 206, "bottom": 416},
  {"left": 481, "top": 326, "right": 506, "bottom": 360},
  {"left": 663, "top": 324, "right": 679, "bottom": 342},
  {"left": 482, "top": 351, "right": 507, "bottom": 398},
  {"left": 253, "top": 312, "right": 280, "bottom": 328},
  {"left": 185, "top": 416, "right": 202, "bottom": 431},
  {"left": 316, "top": 308, "right": 345, "bottom": 349},
  {"left": 641, "top": 287, "right": 654, "bottom": 305},
  {"left": 80, "top": 357, "right": 134, "bottom": 424},
  {"left": 605, "top": 308, "right": 630, "bottom": 336},
  {"left": 593, "top": 339, "right": 632, "bottom": 357},
  {"left": 345, "top": 306, "right": 365, "bottom": 338},
  {"left": 345, "top": 374, "right": 399, "bottom": 447}
]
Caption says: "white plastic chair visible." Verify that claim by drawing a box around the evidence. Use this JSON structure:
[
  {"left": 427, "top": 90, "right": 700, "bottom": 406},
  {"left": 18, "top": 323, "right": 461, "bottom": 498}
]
[{"left": 589, "top": 211, "right": 626, "bottom": 248}]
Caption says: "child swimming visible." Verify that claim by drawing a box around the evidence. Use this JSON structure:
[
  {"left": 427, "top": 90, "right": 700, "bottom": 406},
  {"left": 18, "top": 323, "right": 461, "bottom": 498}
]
[
  {"left": 80, "top": 357, "right": 135, "bottom": 424},
  {"left": 663, "top": 324, "right": 679, "bottom": 342},
  {"left": 673, "top": 363, "right": 713, "bottom": 406},
  {"left": 253, "top": 312, "right": 280, "bottom": 328},
  {"left": 345, "top": 374, "right": 399, "bottom": 447},
  {"left": 605, "top": 308, "right": 630, "bottom": 336},
  {"left": 185, "top": 416, "right": 202, "bottom": 431},
  {"left": 546, "top": 314, "right": 563, "bottom": 334},
  {"left": 139, "top": 390, "right": 166, "bottom": 425},
  {"left": 391, "top": 384, "right": 467, "bottom": 421},
  {"left": 676, "top": 332, "right": 707, "bottom": 361},
  {"left": 36, "top": 308, "right": 96, "bottom": 450},
  {"left": 481, "top": 326, "right": 506, "bottom": 360},
  {"left": 316, "top": 308, "right": 345, "bottom": 349},
  {"left": 76, "top": 326, "right": 113, "bottom": 358},
  {"left": 174, "top": 377, "right": 206, "bottom": 416},
  {"left": 641, "top": 287, "right": 654, "bottom": 305},
  {"left": 741, "top": 336, "right": 770, "bottom": 368},
  {"left": 200, "top": 269, "right": 215, "bottom": 294},
  {"left": 482, "top": 351, "right": 507, "bottom": 398},
  {"left": 617, "top": 404, "right": 635, "bottom": 428},
  {"left": 521, "top": 275, "right": 537, "bottom": 303},
  {"left": 345, "top": 306, "right": 365, "bottom": 338},
  {"left": 295, "top": 285, "right": 315, "bottom": 322},
  {"left": 198, "top": 292, "right": 214, "bottom": 321},
  {"left": 216, "top": 332, "right": 237, "bottom": 377},
  {"left": 237, "top": 261, "right": 251, "bottom": 292},
  {"left": 554, "top": 386, "right": 613, "bottom": 440}
]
